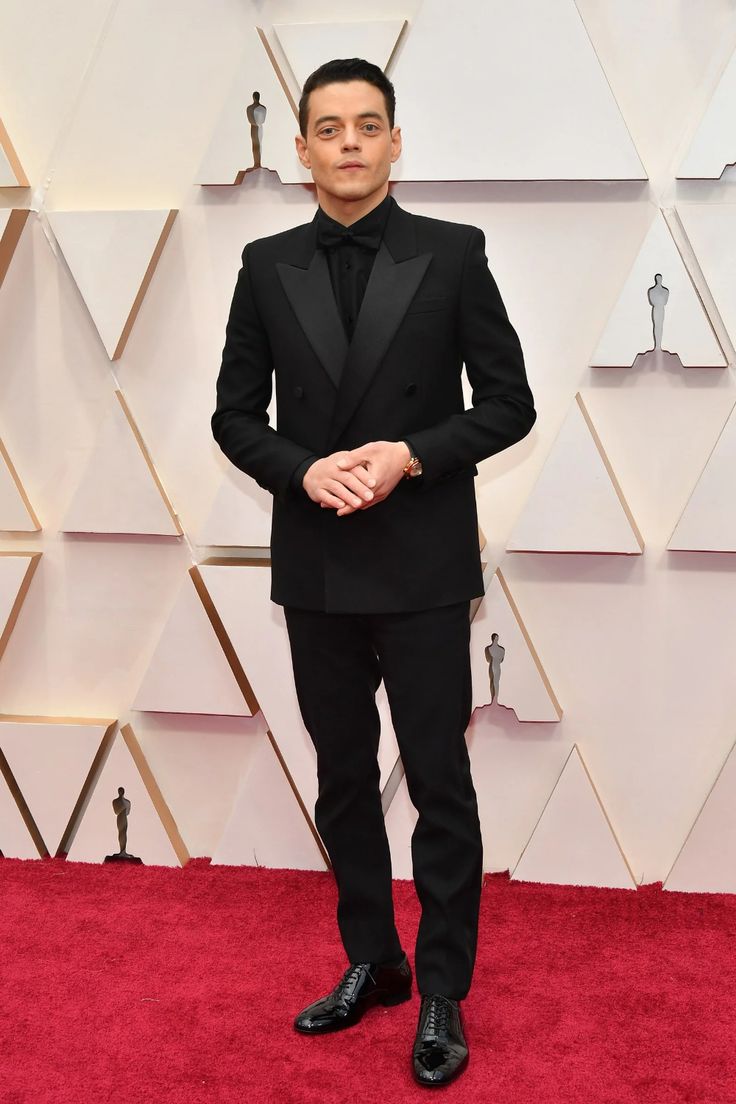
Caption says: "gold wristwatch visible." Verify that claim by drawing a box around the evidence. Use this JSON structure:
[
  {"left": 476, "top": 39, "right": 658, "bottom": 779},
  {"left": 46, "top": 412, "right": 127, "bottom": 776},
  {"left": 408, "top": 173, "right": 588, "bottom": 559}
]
[{"left": 402, "top": 454, "right": 423, "bottom": 478}]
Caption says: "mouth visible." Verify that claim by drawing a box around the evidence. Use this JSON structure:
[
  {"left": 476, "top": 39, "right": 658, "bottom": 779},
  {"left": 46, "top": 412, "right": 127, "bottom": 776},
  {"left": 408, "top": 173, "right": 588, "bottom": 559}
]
[{"left": 338, "top": 162, "right": 366, "bottom": 171}]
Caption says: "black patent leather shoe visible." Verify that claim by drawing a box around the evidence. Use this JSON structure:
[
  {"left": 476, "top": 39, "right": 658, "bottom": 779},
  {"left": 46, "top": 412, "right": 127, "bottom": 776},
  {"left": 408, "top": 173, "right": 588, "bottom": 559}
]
[
  {"left": 412, "top": 994, "right": 469, "bottom": 1087},
  {"left": 294, "top": 955, "right": 412, "bottom": 1034}
]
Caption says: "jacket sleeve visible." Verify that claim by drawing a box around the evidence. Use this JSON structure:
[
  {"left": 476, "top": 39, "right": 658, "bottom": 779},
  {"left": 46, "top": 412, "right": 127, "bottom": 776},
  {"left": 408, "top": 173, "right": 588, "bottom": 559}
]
[
  {"left": 406, "top": 227, "right": 536, "bottom": 484},
  {"left": 211, "top": 243, "right": 316, "bottom": 498}
]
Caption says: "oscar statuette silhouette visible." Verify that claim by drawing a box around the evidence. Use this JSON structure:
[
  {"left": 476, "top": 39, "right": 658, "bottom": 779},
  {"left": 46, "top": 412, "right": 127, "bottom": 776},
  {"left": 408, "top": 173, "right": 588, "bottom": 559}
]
[
  {"left": 104, "top": 786, "right": 143, "bottom": 863},
  {"left": 484, "top": 632, "right": 506, "bottom": 703}
]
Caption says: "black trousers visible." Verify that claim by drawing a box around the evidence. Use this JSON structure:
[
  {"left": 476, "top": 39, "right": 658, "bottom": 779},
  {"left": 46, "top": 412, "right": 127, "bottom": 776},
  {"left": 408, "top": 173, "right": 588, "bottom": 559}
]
[{"left": 283, "top": 600, "right": 483, "bottom": 1000}]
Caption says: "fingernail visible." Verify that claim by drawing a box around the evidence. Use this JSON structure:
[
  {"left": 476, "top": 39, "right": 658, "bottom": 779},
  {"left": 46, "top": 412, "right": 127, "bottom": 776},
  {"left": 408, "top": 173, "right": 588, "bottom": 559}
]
[{"left": 364, "top": 491, "right": 373, "bottom": 499}]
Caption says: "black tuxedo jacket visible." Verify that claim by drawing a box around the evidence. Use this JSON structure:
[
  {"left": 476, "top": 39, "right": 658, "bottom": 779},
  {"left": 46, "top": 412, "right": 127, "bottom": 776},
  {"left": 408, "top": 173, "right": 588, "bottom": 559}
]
[{"left": 211, "top": 195, "right": 536, "bottom": 613}]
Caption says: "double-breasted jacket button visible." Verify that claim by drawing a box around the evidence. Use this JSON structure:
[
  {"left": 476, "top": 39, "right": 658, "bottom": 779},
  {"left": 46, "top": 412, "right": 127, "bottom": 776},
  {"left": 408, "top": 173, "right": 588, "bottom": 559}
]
[
  {"left": 293, "top": 386, "right": 304, "bottom": 399},
  {"left": 404, "top": 382, "right": 417, "bottom": 396}
]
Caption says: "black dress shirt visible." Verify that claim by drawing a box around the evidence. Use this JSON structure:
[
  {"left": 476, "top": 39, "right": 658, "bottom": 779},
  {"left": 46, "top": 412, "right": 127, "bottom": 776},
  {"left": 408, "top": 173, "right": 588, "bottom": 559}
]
[
  {"left": 290, "top": 193, "right": 418, "bottom": 492},
  {"left": 317, "top": 191, "right": 392, "bottom": 341}
]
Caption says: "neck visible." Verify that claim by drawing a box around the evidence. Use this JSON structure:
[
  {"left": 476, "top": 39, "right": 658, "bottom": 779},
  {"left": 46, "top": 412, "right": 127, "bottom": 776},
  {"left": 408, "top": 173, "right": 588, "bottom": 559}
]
[{"left": 316, "top": 183, "right": 389, "bottom": 226}]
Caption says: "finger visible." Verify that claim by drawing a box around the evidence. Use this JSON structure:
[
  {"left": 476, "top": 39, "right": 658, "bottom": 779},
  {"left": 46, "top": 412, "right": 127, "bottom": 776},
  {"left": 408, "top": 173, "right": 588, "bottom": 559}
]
[
  {"left": 336, "top": 449, "right": 370, "bottom": 470},
  {"left": 325, "top": 479, "right": 363, "bottom": 509},
  {"left": 358, "top": 493, "right": 383, "bottom": 510},
  {"left": 346, "top": 463, "right": 377, "bottom": 489},
  {"left": 340, "top": 489, "right": 386, "bottom": 515},
  {"left": 335, "top": 471, "right": 375, "bottom": 500},
  {"left": 318, "top": 489, "right": 349, "bottom": 510}
]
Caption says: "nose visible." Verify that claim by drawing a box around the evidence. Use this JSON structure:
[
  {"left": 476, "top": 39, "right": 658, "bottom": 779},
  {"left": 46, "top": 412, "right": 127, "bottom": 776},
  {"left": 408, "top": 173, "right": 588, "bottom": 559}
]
[{"left": 341, "top": 126, "right": 361, "bottom": 150}]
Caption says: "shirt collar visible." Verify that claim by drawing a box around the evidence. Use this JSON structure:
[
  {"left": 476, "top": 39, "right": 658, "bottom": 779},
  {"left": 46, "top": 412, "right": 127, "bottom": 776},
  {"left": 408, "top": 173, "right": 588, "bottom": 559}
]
[{"left": 315, "top": 192, "right": 393, "bottom": 247}]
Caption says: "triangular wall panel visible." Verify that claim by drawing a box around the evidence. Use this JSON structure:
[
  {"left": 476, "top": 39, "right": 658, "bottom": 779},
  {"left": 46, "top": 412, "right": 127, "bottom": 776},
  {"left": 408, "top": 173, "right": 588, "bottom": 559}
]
[
  {"left": 676, "top": 204, "right": 736, "bottom": 362},
  {"left": 196, "top": 469, "right": 273, "bottom": 548},
  {"left": 47, "top": 209, "right": 177, "bottom": 360},
  {"left": 0, "top": 716, "right": 116, "bottom": 856},
  {"left": 511, "top": 745, "right": 636, "bottom": 889},
  {"left": 199, "top": 560, "right": 399, "bottom": 824},
  {"left": 199, "top": 560, "right": 319, "bottom": 814},
  {"left": 274, "top": 20, "right": 406, "bottom": 89},
  {"left": 668, "top": 399, "right": 736, "bottom": 551},
  {"left": 66, "top": 724, "right": 189, "bottom": 866},
  {"left": 61, "top": 390, "right": 182, "bottom": 536},
  {"left": 590, "top": 209, "right": 725, "bottom": 368},
  {"left": 0, "top": 552, "right": 41, "bottom": 664},
  {"left": 212, "top": 733, "right": 327, "bottom": 870},
  {"left": 132, "top": 568, "right": 253, "bottom": 716},
  {"left": 195, "top": 27, "right": 311, "bottom": 186},
  {"left": 390, "top": 0, "right": 645, "bottom": 181},
  {"left": 466, "top": 715, "right": 575, "bottom": 878},
  {"left": 0, "top": 438, "right": 40, "bottom": 531},
  {"left": 677, "top": 46, "right": 736, "bottom": 179},
  {"left": 506, "top": 393, "right": 643, "bottom": 554},
  {"left": 664, "top": 736, "right": 736, "bottom": 893},
  {"left": 470, "top": 567, "right": 561, "bottom": 721}
]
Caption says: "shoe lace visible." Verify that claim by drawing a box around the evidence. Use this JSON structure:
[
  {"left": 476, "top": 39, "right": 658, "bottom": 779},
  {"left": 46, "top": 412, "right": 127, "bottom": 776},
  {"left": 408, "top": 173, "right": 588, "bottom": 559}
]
[
  {"left": 421, "top": 994, "right": 452, "bottom": 1037},
  {"left": 332, "top": 962, "right": 373, "bottom": 1004}
]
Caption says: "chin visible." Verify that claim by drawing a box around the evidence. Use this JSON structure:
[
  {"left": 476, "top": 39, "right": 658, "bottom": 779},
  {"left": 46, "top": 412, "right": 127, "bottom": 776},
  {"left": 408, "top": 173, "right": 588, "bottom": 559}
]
[{"left": 332, "top": 178, "right": 379, "bottom": 200}]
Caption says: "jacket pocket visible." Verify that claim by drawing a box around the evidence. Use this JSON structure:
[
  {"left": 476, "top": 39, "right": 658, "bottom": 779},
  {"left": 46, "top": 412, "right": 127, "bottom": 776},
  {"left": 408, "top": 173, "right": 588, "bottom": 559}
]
[{"left": 405, "top": 295, "right": 450, "bottom": 315}]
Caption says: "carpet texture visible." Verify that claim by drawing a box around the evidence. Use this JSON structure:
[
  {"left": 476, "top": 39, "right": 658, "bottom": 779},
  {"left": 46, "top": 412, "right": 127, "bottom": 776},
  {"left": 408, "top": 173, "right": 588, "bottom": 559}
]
[{"left": 1, "top": 857, "right": 734, "bottom": 1103}]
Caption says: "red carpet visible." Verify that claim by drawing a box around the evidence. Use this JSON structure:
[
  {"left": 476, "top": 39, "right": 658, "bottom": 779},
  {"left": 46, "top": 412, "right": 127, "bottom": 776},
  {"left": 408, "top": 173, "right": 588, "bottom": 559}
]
[{"left": 1, "top": 857, "right": 734, "bottom": 1103}]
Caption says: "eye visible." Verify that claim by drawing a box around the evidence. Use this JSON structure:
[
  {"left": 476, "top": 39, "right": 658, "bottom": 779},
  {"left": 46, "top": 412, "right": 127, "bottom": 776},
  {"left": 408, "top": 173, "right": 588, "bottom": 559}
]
[
  {"left": 363, "top": 123, "right": 380, "bottom": 133},
  {"left": 318, "top": 126, "right": 338, "bottom": 137}
]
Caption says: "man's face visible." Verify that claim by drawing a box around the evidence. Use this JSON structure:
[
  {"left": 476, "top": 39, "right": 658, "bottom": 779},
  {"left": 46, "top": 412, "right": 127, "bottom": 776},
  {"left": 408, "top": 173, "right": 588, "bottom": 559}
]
[{"left": 295, "top": 80, "right": 401, "bottom": 205}]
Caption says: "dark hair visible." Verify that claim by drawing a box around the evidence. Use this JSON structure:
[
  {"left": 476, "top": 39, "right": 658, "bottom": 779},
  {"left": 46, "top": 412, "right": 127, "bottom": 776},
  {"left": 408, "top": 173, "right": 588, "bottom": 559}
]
[{"left": 298, "top": 58, "right": 396, "bottom": 137}]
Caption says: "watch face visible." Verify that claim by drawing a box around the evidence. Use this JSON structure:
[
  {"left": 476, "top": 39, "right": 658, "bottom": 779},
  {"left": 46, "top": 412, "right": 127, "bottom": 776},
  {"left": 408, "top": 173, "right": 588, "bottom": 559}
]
[{"left": 412, "top": 459, "right": 423, "bottom": 476}]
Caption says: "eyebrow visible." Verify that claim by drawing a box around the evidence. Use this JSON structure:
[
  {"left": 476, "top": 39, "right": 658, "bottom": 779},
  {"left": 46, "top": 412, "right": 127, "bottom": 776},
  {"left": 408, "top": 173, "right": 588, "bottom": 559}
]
[{"left": 312, "top": 111, "right": 384, "bottom": 128}]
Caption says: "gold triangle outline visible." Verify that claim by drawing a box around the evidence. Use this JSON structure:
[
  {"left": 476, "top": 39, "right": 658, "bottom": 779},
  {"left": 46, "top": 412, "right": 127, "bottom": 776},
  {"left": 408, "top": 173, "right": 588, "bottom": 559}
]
[
  {"left": 112, "top": 209, "right": 177, "bottom": 360},
  {"left": 494, "top": 566, "right": 563, "bottom": 720},
  {"left": 0, "top": 208, "right": 31, "bottom": 289},
  {"left": 189, "top": 563, "right": 258, "bottom": 714},
  {"left": 121, "top": 722, "right": 190, "bottom": 865},
  {"left": 0, "top": 118, "right": 29, "bottom": 187},
  {"left": 0, "top": 714, "right": 117, "bottom": 856},
  {"left": 197, "top": 556, "right": 330, "bottom": 866},
  {"left": 666, "top": 396, "right": 736, "bottom": 551},
  {"left": 0, "top": 551, "right": 41, "bottom": 663},
  {"left": 661, "top": 733, "right": 736, "bottom": 889},
  {"left": 111, "top": 389, "right": 183, "bottom": 535},
  {"left": 510, "top": 743, "right": 637, "bottom": 886},
  {"left": 0, "top": 744, "right": 46, "bottom": 856},
  {"left": 0, "top": 436, "right": 41, "bottom": 531},
  {"left": 576, "top": 392, "right": 644, "bottom": 551},
  {"left": 63, "top": 722, "right": 190, "bottom": 865}
]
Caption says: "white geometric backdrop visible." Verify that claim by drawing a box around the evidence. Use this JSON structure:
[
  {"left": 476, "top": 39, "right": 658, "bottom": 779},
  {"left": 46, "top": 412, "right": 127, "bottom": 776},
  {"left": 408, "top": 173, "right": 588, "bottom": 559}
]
[{"left": 3, "top": 0, "right": 736, "bottom": 893}]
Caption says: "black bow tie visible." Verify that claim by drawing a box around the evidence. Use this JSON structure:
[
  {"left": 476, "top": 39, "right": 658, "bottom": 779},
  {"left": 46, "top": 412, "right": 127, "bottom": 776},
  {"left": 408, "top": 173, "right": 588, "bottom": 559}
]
[{"left": 316, "top": 220, "right": 382, "bottom": 252}]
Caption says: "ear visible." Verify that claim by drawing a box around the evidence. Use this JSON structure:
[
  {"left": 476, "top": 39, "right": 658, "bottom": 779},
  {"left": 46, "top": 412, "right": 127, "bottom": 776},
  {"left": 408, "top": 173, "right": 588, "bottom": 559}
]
[
  {"left": 295, "top": 133, "right": 311, "bottom": 169},
  {"left": 390, "top": 125, "right": 402, "bottom": 164}
]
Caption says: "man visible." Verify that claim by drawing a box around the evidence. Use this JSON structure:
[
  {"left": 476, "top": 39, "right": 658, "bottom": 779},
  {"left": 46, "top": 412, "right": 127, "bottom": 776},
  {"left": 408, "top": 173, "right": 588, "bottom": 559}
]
[{"left": 211, "top": 58, "right": 536, "bottom": 1087}]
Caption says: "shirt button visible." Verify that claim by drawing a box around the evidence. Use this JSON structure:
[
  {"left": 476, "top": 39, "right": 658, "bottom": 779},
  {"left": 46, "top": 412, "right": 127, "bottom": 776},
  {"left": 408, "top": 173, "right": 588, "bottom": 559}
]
[
  {"left": 344, "top": 261, "right": 351, "bottom": 269},
  {"left": 405, "top": 383, "right": 417, "bottom": 396}
]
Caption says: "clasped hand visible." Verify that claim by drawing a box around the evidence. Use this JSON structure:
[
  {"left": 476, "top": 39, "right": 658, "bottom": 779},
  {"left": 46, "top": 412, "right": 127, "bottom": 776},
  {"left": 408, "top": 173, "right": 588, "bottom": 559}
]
[{"left": 302, "top": 441, "right": 410, "bottom": 517}]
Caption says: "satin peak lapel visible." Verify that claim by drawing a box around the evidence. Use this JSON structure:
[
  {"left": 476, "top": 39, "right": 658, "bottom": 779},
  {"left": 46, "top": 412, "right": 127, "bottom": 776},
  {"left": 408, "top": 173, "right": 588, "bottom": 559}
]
[
  {"left": 277, "top": 249, "right": 348, "bottom": 389},
  {"left": 327, "top": 240, "right": 432, "bottom": 448}
]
